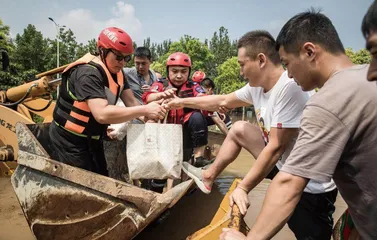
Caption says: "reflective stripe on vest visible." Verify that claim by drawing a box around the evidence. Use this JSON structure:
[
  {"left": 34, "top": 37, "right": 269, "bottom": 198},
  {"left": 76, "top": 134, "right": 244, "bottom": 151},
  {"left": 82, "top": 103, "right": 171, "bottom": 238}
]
[
  {"left": 58, "top": 53, "right": 124, "bottom": 135},
  {"left": 54, "top": 121, "right": 100, "bottom": 140}
]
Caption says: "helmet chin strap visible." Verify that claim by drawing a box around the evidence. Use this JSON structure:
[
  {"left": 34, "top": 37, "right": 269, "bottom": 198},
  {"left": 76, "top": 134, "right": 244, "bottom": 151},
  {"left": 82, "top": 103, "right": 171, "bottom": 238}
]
[{"left": 100, "top": 48, "right": 111, "bottom": 70}]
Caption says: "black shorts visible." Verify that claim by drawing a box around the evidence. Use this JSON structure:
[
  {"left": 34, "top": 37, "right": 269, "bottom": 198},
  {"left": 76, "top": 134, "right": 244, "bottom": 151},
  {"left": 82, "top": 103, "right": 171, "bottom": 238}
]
[
  {"left": 49, "top": 122, "right": 108, "bottom": 176},
  {"left": 266, "top": 166, "right": 337, "bottom": 239},
  {"left": 288, "top": 189, "right": 338, "bottom": 240},
  {"left": 183, "top": 112, "right": 208, "bottom": 149},
  {"left": 266, "top": 166, "right": 338, "bottom": 240}
]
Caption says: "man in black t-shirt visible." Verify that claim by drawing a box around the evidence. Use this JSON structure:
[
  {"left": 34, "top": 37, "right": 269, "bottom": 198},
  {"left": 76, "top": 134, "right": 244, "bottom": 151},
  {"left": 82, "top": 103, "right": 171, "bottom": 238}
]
[{"left": 49, "top": 27, "right": 167, "bottom": 176}]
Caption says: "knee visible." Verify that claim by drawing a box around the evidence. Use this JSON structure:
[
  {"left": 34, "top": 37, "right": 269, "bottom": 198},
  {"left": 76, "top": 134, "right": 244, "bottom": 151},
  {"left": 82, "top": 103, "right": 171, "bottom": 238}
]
[
  {"left": 188, "top": 112, "right": 207, "bottom": 129},
  {"left": 229, "top": 121, "right": 260, "bottom": 141},
  {"left": 189, "top": 112, "right": 206, "bottom": 123},
  {"left": 229, "top": 121, "right": 248, "bottom": 138}
]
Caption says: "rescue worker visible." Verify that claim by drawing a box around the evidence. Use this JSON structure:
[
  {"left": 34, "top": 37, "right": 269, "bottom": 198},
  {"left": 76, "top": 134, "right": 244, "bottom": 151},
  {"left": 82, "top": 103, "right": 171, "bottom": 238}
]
[
  {"left": 49, "top": 27, "right": 166, "bottom": 176},
  {"left": 142, "top": 52, "right": 211, "bottom": 167},
  {"left": 192, "top": 70, "right": 206, "bottom": 83}
]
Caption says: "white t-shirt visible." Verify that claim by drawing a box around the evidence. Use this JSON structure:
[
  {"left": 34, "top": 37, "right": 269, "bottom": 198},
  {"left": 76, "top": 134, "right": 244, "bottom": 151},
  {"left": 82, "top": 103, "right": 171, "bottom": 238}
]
[{"left": 235, "top": 71, "right": 336, "bottom": 194}]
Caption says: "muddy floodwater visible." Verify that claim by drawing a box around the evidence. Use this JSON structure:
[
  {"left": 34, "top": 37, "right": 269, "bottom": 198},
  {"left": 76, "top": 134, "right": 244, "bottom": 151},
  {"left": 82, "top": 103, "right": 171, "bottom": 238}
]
[{"left": 0, "top": 113, "right": 347, "bottom": 239}]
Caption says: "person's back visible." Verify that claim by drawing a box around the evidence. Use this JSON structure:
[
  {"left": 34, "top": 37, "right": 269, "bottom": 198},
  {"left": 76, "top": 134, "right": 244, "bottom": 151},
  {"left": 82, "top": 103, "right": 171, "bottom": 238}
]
[{"left": 301, "top": 64, "right": 377, "bottom": 237}]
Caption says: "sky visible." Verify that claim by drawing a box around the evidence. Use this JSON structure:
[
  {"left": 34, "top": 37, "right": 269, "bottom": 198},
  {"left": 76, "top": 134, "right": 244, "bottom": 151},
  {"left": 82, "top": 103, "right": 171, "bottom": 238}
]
[{"left": 0, "top": 0, "right": 373, "bottom": 51}]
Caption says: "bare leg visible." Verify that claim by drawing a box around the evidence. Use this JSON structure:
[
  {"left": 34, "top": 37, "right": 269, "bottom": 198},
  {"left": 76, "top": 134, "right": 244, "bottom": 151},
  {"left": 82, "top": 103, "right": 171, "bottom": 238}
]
[
  {"left": 193, "top": 146, "right": 206, "bottom": 158},
  {"left": 165, "top": 178, "right": 174, "bottom": 191},
  {"left": 202, "top": 121, "right": 265, "bottom": 188},
  {"left": 132, "top": 179, "right": 140, "bottom": 187}
]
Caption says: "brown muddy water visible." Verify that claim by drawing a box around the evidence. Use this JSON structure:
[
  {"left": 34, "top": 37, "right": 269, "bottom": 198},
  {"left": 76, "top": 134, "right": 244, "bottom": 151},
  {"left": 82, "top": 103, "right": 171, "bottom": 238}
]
[{"left": 0, "top": 113, "right": 347, "bottom": 240}]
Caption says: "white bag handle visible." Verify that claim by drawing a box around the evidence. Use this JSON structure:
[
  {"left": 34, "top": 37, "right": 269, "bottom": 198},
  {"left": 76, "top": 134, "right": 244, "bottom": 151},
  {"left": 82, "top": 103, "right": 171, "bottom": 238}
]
[{"left": 158, "top": 111, "right": 169, "bottom": 124}]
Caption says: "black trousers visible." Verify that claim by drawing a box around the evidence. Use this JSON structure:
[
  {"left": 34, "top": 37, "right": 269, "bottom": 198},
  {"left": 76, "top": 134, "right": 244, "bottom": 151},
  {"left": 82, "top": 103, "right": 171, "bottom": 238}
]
[
  {"left": 288, "top": 189, "right": 338, "bottom": 240},
  {"left": 183, "top": 111, "right": 208, "bottom": 149},
  {"left": 49, "top": 121, "right": 109, "bottom": 176},
  {"left": 267, "top": 166, "right": 337, "bottom": 240}
]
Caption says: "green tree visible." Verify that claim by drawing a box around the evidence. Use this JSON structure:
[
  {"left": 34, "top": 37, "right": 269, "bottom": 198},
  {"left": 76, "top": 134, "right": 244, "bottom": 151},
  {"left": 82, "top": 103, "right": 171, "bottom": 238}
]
[
  {"left": 208, "top": 27, "right": 237, "bottom": 77},
  {"left": 142, "top": 37, "right": 158, "bottom": 60},
  {"left": 87, "top": 38, "right": 97, "bottom": 54},
  {"left": 142, "top": 38, "right": 161, "bottom": 61},
  {"left": 156, "top": 39, "right": 172, "bottom": 58},
  {"left": 150, "top": 43, "right": 158, "bottom": 61},
  {"left": 214, "top": 56, "right": 245, "bottom": 94},
  {"left": 210, "top": 27, "right": 233, "bottom": 64},
  {"left": 150, "top": 61, "right": 165, "bottom": 76},
  {"left": 0, "top": 19, "right": 14, "bottom": 52},
  {"left": 46, "top": 28, "right": 81, "bottom": 70},
  {"left": 76, "top": 38, "right": 97, "bottom": 58},
  {"left": 0, "top": 71, "right": 22, "bottom": 90},
  {"left": 151, "top": 36, "right": 213, "bottom": 77},
  {"left": 168, "top": 35, "right": 213, "bottom": 74},
  {"left": 123, "top": 41, "right": 138, "bottom": 68},
  {"left": 346, "top": 47, "right": 371, "bottom": 64},
  {"left": 0, "top": 19, "right": 23, "bottom": 89},
  {"left": 59, "top": 28, "right": 79, "bottom": 64},
  {"left": 14, "top": 24, "right": 49, "bottom": 72}
]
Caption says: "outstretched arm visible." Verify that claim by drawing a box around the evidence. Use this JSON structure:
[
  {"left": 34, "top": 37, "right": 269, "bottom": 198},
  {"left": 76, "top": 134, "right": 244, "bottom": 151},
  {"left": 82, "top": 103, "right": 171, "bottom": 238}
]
[
  {"left": 168, "top": 92, "right": 249, "bottom": 111},
  {"left": 87, "top": 98, "right": 166, "bottom": 124}
]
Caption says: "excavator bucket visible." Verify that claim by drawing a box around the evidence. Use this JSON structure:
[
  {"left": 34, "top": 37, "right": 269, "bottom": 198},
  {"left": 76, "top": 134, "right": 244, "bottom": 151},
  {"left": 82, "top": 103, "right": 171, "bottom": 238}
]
[
  {"left": 11, "top": 122, "right": 193, "bottom": 240},
  {"left": 187, "top": 179, "right": 249, "bottom": 240}
]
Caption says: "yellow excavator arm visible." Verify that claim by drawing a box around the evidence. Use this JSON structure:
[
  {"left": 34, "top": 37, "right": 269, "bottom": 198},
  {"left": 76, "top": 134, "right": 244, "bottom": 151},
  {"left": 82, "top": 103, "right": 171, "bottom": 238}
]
[{"left": 0, "top": 63, "right": 68, "bottom": 176}]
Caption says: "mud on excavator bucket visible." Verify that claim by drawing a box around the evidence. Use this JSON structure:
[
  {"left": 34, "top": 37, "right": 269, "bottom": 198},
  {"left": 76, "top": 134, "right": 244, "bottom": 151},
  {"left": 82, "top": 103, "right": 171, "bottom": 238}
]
[{"left": 11, "top": 122, "right": 194, "bottom": 240}]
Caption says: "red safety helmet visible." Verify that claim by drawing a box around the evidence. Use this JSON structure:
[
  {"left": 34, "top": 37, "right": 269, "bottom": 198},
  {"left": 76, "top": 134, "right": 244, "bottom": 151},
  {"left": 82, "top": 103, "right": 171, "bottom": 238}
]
[
  {"left": 166, "top": 52, "right": 192, "bottom": 67},
  {"left": 192, "top": 71, "right": 206, "bottom": 83},
  {"left": 97, "top": 27, "right": 134, "bottom": 55}
]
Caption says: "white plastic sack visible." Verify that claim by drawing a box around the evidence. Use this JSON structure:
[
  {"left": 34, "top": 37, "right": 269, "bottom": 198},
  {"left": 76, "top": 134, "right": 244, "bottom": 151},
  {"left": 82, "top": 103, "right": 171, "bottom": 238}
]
[
  {"left": 126, "top": 122, "right": 183, "bottom": 180},
  {"left": 108, "top": 122, "right": 129, "bottom": 140},
  {"left": 107, "top": 100, "right": 129, "bottom": 140}
]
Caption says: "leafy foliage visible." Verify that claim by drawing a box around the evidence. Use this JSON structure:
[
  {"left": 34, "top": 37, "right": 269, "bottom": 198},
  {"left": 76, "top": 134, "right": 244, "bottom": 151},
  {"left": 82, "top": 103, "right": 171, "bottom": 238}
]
[
  {"left": 14, "top": 24, "right": 49, "bottom": 72},
  {"left": 151, "top": 35, "right": 214, "bottom": 77},
  {"left": 345, "top": 47, "right": 371, "bottom": 64},
  {"left": 76, "top": 38, "right": 96, "bottom": 59},
  {"left": 214, "top": 57, "right": 246, "bottom": 94},
  {"left": 150, "top": 61, "right": 165, "bottom": 76},
  {"left": 0, "top": 19, "right": 14, "bottom": 52},
  {"left": 0, "top": 71, "right": 22, "bottom": 90},
  {"left": 208, "top": 26, "right": 237, "bottom": 77}
]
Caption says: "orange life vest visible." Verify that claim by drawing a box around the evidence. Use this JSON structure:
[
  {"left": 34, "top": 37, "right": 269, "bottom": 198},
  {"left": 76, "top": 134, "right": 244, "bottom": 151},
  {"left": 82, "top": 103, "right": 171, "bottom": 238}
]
[{"left": 53, "top": 53, "right": 124, "bottom": 138}]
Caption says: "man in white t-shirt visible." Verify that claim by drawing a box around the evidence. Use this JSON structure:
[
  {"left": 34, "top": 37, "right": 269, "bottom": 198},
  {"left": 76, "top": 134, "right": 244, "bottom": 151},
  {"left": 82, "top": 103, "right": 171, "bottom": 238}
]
[{"left": 168, "top": 30, "right": 337, "bottom": 239}]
